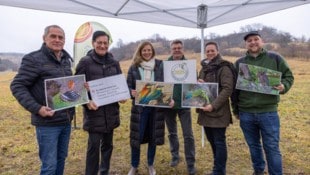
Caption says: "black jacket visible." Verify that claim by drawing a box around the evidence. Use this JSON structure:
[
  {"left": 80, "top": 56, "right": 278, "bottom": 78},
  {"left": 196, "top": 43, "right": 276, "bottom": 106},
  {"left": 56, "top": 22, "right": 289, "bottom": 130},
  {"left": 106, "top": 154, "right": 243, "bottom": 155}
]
[
  {"left": 75, "top": 50, "right": 122, "bottom": 133},
  {"left": 126, "top": 59, "right": 166, "bottom": 148},
  {"left": 10, "top": 44, "right": 75, "bottom": 126}
]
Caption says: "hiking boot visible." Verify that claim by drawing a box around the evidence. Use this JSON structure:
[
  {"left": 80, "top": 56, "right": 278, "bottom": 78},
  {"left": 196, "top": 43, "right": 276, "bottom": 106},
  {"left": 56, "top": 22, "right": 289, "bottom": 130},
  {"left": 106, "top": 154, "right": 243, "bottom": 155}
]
[
  {"left": 169, "top": 158, "right": 179, "bottom": 167},
  {"left": 127, "top": 167, "right": 137, "bottom": 175},
  {"left": 148, "top": 165, "right": 156, "bottom": 175}
]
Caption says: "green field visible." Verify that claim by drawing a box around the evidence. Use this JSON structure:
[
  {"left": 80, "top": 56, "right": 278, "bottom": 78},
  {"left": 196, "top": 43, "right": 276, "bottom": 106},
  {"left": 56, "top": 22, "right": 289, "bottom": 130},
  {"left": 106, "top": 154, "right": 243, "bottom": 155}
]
[{"left": 0, "top": 58, "right": 309, "bottom": 175}]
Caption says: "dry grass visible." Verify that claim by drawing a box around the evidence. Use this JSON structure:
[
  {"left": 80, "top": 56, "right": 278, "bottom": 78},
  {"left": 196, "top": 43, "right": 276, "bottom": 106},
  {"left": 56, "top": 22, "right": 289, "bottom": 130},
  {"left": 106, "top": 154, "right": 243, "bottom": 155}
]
[{"left": 0, "top": 56, "right": 309, "bottom": 175}]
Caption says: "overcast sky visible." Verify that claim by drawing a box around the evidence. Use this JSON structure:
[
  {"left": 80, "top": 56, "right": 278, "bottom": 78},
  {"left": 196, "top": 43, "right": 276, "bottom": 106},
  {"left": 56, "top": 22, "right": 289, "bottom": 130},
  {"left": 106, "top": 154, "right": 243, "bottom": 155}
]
[{"left": 0, "top": 4, "right": 309, "bottom": 55}]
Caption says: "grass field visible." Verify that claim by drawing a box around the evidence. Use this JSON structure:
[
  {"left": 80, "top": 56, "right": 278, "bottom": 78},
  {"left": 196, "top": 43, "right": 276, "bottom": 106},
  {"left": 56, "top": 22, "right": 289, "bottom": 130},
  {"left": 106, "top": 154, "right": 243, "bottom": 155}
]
[{"left": 0, "top": 56, "right": 309, "bottom": 175}]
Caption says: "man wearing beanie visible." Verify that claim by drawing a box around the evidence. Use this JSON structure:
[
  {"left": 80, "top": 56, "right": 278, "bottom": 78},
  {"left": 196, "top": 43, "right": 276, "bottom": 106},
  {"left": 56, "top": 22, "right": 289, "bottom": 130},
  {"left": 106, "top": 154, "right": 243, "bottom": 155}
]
[
  {"left": 76, "top": 31, "right": 125, "bottom": 175},
  {"left": 232, "top": 31, "right": 294, "bottom": 175}
]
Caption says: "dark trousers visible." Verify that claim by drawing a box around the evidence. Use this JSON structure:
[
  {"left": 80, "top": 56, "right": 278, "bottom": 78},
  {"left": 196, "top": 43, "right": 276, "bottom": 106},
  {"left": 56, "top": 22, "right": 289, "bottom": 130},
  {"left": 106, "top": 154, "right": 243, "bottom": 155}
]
[
  {"left": 85, "top": 131, "right": 114, "bottom": 175},
  {"left": 131, "top": 107, "right": 156, "bottom": 168},
  {"left": 204, "top": 127, "right": 227, "bottom": 175}
]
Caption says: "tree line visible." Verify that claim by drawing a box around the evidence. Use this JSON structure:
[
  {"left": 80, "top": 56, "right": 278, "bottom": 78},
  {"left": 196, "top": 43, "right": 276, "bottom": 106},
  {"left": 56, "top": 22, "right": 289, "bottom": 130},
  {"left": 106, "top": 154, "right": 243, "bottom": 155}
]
[
  {"left": 110, "top": 24, "right": 310, "bottom": 61},
  {"left": 1, "top": 24, "right": 309, "bottom": 72}
]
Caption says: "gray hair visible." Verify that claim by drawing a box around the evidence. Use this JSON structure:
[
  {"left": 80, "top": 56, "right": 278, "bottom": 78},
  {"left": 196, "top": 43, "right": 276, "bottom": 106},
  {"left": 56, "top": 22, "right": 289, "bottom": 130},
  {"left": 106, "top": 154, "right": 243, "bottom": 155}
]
[{"left": 43, "top": 25, "right": 65, "bottom": 37}]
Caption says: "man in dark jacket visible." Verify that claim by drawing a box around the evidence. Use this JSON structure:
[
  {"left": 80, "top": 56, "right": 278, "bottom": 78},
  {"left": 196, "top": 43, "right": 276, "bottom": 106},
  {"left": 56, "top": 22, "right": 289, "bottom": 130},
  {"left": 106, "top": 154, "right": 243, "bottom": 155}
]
[
  {"left": 10, "top": 25, "right": 75, "bottom": 175},
  {"left": 75, "top": 31, "right": 123, "bottom": 175},
  {"left": 234, "top": 31, "right": 294, "bottom": 175},
  {"left": 164, "top": 39, "right": 196, "bottom": 175}
]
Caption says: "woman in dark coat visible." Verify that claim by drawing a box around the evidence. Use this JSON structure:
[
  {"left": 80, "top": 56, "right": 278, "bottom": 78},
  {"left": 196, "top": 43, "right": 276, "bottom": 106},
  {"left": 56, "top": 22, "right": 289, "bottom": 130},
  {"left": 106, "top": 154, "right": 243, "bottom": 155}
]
[
  {"left": 127, "top": 41, "right": 173, "bottom": 175},
  {"left": 197, "top": 41, "right": 234, "bottom": 175}
]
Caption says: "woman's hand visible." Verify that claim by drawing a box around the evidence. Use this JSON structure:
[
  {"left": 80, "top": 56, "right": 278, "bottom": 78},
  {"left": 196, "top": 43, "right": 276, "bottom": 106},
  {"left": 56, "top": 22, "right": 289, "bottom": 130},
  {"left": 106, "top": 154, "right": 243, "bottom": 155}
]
[
  {"left": 119, "top": 99, "right": 127, "bottom": 104},
  {"left": 197, "top": 79, "right": 205, "bottom": 83},
  {"left": 131, "top": 89, "right": 137, "bottom": 98},
  {"left": 200, "top": 104, "right": 213, "bottom": 112},
  {"left": 169, "top": 99, "right": 175, "bottom": 108}
]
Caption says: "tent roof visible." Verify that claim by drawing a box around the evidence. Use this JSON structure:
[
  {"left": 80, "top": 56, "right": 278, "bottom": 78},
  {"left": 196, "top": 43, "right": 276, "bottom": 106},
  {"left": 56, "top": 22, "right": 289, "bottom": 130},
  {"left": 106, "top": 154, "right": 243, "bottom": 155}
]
[{"left": 0, "top": 0, "right": 309, "bottom": 28}]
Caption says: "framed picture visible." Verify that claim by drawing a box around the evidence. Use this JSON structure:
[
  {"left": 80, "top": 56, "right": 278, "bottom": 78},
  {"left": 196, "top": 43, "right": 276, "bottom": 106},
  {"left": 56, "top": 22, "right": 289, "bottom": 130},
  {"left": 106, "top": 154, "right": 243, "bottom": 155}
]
[
  {"left": 236, "top": 63, "right": 282, "bottom": 95},
  {"left": 135, "top": 80, "right": 174, "bottom": 108},
  {"left": 44, "top": 74, "right": 89, "bottom": 111},
  {"left": 182, "top": 83, "right": 218, "bottom": 108}
]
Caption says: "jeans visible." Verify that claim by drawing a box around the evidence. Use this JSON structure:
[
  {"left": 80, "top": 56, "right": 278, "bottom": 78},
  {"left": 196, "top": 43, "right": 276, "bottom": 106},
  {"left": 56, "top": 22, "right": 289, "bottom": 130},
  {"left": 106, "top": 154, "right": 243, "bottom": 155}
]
[
  {"left": 204, "top": 127, "right": 227, "bottom": 175},
  {"left": 165, "top": 108, "right": 195, "bottom": 169},
  {"left": 36, "top": 124, "right": 71, "bottom": 175},
  {"left": 239, "top": 111, "right": 282, "bottom": 175},
  {"left": 85, "top": 132, "right": 114, "bottom": 175},
  {"left": 131, "top": 107, "right": 156, "bottom": 168}
]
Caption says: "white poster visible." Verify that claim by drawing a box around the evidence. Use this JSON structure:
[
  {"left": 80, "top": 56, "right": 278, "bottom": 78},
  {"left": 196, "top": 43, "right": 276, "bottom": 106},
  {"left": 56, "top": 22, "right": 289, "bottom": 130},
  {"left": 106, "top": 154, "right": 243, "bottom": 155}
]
[
  {"left": 88, "top": 74, "right": 130, "bottom": 107},
  {"left": 163, "top": 60, "right": 197, "bottom": 83}
]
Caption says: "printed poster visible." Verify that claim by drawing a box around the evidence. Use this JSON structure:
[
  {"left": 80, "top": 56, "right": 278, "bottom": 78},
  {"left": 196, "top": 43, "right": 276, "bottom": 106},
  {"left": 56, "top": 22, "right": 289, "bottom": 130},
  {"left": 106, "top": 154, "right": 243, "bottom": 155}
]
[
  {"left": 45, "top": 75, "right": 89, "bottom": 111},
  {"left": 135, "top": 80, "right": 174, "bottom": 108},
  {"left": 88, "top": 74, "right": 130, "bottom": 107},
  {"left": 163, "top": 60, "right": 197, "bottom": 83},
  {"left": 236, "top": 63, "right": 282, "bottom": 95},
  {"left": 182, "top": 83, "right": 218, "bottom": 108},
  {"left": 73, "top": 21, "right": 113, "bottom": 67}
]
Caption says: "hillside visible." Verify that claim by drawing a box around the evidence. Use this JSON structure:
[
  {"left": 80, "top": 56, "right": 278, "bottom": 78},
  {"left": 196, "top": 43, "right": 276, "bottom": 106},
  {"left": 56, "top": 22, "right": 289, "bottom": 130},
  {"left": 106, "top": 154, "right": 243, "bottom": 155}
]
[{"left": 1, "top": 24, "right": 309, "bottom": 72}]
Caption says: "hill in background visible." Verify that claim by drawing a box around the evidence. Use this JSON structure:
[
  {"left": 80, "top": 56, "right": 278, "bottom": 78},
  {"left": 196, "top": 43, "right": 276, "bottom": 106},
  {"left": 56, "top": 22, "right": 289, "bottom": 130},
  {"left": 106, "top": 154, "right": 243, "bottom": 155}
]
[{"left": 1, "top": 23, "right": 309, "bottom": 72}]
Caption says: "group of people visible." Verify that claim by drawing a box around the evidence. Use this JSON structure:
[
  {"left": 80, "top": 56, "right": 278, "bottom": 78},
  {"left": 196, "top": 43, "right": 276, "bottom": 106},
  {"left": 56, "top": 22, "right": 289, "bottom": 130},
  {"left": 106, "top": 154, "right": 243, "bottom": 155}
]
[{"left": 10, "top": 25, "right": 294, "bottom": 175}]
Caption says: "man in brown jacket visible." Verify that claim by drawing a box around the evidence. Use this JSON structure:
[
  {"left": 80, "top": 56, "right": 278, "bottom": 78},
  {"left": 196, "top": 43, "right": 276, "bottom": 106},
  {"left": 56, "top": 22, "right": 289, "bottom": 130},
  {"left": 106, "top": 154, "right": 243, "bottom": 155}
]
[{"left": 197, "top": 41, "right": 234, "bottom": 175}]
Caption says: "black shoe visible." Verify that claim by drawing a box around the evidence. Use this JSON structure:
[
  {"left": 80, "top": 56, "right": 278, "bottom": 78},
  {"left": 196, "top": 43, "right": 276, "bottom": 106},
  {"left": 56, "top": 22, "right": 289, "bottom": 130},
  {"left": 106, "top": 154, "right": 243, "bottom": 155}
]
[
  {"left": 169, "top": 158, "right": 179, "bottom": 167},
  {"left": 253, "top": 171, "right": 264, "bottom": 175},
  {"left": 188, "top": 166, "right": 196, "bottom": 175}
]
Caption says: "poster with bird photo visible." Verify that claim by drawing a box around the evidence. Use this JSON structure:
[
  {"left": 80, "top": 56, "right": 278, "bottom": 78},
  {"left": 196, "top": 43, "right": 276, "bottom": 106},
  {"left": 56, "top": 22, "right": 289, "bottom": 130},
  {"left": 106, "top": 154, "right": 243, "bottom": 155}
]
[
  {"left": 135, "top": 80, "right": 174, "bottom": 108},
  {"left": 182, "top": 83, "right": 218, "bottom": 108},
  {"left": 236, "top": 63, "right": 282, "bottom": 95},
  {"left": 44, "top": 75, "right": 89, "bottom": 111}
]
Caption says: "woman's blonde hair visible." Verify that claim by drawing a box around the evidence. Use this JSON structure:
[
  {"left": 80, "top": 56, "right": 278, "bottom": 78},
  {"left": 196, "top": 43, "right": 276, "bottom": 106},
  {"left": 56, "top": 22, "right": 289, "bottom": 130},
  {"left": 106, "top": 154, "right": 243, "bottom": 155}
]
[{"left": 132, "top": 41, "right": 155, "bottom": 66}]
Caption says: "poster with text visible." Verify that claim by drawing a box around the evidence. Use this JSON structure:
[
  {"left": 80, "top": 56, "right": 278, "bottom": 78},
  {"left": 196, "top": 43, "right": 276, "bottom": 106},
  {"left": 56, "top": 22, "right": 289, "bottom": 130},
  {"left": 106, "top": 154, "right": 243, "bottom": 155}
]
[
  {"left": 182, "top": 83, "right": 218, "bottom": 108},
  {"left": 45, "top": 75, "right": 89, "bottom": 111},
  {"left": 88, "top": 74, "right": 130, "bottom": 107},
  {"left": 236, "top": 63, "right": 282, "bottom": 95},
  {"left": 135, "top": 81, "right": 174, "bottom": 108},
  {"left": 163, "top": 60, "right": 197, "bottom": 83}
]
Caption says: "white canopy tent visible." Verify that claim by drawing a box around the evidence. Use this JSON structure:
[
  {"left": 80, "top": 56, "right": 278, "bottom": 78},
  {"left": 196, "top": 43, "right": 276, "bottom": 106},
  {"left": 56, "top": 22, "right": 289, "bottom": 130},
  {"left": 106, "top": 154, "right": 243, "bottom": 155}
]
[
  {"left": 0, "top": 0, "right": 309, "bottom": 28},
  {"left": 0, "top": 0, "right": 309, "bottom": 63}
]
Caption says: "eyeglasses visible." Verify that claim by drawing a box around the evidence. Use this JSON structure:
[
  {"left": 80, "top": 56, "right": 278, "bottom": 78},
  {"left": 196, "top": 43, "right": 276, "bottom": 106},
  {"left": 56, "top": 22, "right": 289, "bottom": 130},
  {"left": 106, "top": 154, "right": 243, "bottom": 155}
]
[{"left": 95, "top": 41, "right": 109, "bottom": 45}]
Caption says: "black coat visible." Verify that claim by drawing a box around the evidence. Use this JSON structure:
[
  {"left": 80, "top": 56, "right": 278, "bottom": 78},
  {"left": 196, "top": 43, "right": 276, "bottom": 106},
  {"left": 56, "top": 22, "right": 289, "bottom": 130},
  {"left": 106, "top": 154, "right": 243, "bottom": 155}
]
[
  {"left": 126, "top": 59, "right": 166, "bottom": 148},
  {"left": 75, "top": 50, "right": 122, "bottom": 133},
  {"left": 10, "top": 44, "right": 75, "bottom": 126}
]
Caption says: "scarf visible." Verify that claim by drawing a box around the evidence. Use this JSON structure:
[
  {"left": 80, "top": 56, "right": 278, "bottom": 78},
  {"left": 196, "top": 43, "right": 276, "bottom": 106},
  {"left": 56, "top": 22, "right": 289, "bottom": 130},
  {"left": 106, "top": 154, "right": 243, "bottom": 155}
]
[{"left": 140, "top": 58, "right": 155, "bottom": 81}]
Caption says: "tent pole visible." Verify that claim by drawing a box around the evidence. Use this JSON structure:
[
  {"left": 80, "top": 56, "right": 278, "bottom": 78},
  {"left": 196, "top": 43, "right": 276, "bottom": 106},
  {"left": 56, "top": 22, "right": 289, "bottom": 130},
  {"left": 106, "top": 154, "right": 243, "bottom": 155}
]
[
  {"left": 200, "top": 28, "right": 205, "bottom": 61},
  {"left": 200, "top": 27, "right": 205, "bottom": 147}
]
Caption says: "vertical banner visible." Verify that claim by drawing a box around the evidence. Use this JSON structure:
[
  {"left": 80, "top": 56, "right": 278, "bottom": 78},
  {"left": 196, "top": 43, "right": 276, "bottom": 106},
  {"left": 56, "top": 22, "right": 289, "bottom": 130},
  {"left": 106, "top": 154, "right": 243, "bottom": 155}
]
[{"left": 73, "top": 21, "right": 113, "bottom": 67}]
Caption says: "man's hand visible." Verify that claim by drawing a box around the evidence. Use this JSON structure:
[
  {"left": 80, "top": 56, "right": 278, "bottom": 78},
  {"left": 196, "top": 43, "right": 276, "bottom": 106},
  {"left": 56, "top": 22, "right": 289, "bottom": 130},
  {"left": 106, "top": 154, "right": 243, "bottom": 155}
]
[
  {"left": 38, "top": 106, "right": 54, "bottom": 117},
  {"left": 273, "top": 83, "right": 285, "bottom": 92},
  {"left": 87, "top": 100, "right": 98, "bottom": 110}
]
